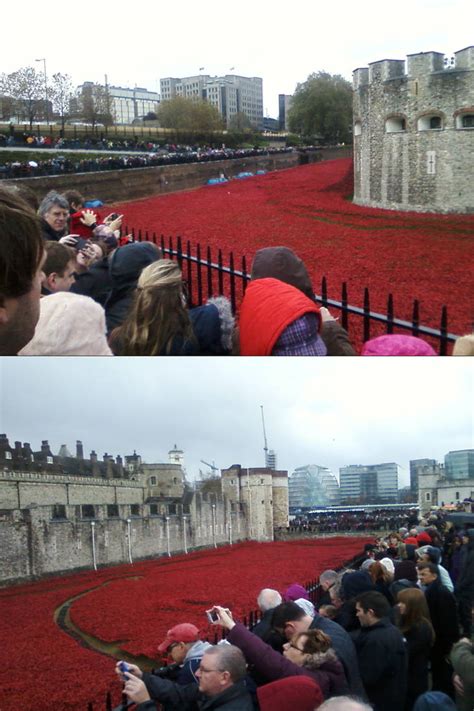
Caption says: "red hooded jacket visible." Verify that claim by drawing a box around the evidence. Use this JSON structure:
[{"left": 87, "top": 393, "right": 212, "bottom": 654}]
[{"left": 239, "top": 278, "right": 321, "bottom": 355}]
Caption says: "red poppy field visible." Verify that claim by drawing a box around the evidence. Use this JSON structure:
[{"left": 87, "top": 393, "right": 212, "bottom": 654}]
[
  {"left": 113, "top": 158, "right": 473, "bottom": 350},
  {"left": 0, "top": 537, "right": 369, "bottom": 710}
]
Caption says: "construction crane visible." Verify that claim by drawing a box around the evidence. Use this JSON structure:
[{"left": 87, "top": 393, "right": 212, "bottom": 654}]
[
  {"left": 260, "top": 405, "right": 269, "bottom": 464},
  {"left": 200, "top": 459, "right": 219, "bottom": 475}
]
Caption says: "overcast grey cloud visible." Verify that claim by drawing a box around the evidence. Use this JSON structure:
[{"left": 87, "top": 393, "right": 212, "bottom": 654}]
[
  {"left": 1, "top": 358, "right": 472, "bottom": 488},
  {"left": 1, "top": 0, "right": 472, "bottom": 116}
]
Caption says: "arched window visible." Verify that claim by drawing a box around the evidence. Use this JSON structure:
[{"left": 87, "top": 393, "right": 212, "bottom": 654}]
[
  {"left": 417, "top": 114, "right": 443, "bottom": 131},
  {"left": 385, "top": 116, "right": 406, "bottom": 133},
  {"left": 455, "top": 112, "right": 474, "bottom": 129}
]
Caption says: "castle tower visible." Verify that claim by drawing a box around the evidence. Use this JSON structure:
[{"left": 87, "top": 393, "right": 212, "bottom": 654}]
[
  {"left": 169, "top": 444, "right": 184, "bottom": 468},
  {"left": 353, "top": 46, "right": 474, "bottom": 213}
]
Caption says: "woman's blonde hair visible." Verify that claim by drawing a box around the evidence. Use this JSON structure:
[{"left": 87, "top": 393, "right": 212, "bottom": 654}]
[{"left": 110, "top": 259, "right": 196, "bottom": 355}]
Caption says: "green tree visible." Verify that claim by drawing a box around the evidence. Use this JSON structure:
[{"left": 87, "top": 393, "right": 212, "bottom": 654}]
[
  {"left": 0, "top": 66, "right": 44, "bottom": 128},
  {"left": 228, "top": 112, "right": 252, "bottom": 131},
  {"left": 49, "top": 73, "right": 74, "bottom": 130},
  {"left": 288, "top": 71, "right": 353, "bottom": 145},
  {"left": 157, "top": 97, "right": 223, "bottom": 131}
]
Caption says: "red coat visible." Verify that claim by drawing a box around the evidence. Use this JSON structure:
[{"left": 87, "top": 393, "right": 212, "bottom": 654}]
[{"left": 239, "top": 278, "right": 321, "bottom": 355}]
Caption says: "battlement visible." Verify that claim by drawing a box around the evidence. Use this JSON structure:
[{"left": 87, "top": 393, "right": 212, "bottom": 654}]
[{"left": 353, "top": 46, "right": 474, "bottom": 88}]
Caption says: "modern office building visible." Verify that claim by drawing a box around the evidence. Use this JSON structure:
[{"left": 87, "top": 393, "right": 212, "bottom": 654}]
[
  {"left": 76, "top": 83, "right": 160, "bottom": 125},
  {"left": 278, "top": 94, "right": 293, "bottom": 130},
  {"left": 410, "top": 458, "right": 437, "bottom": 496},
  {"left": 289, "top": 465, "right": 340, "bottom": 510},
  {"left": 265, "top": 449, "right": 277, "bottom": 470},
  {"left": 160, "top": 74, "right": 263, "bottom": 128},
  {"left": 444, "top": 450, "right": 474, "bottom": 480},
  {"left": 339, "top": 463, "right": 399, "bottom": 504}
]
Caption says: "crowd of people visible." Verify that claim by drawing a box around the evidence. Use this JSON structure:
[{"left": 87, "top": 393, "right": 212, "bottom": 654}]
[
  {"left": 1, "top": 183, "right": 473, "bottom": 356},
  {"left": 111, "top": 518, "right": 473, "bottom": 711},
  {"left": 0, "top": 142, "right": 293, "bottom": 180},
  {"left": 288, "top": 508, "right": 421, "bottom": 534}
]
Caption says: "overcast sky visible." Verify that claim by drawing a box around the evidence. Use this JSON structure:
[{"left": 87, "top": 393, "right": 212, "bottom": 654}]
[
  {"left": 1, "top": 358, "right": 472, "bottom": 488},
  {"left": 1, "top": 0, "right": 473, "bottom": 117}
]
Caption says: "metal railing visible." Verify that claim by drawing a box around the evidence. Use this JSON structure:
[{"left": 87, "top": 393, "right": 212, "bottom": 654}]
[{"left": 128, "top": 230, "right": 459, "bottom": 355}]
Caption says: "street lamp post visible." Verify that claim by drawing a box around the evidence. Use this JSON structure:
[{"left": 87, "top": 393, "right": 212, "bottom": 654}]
[
  {"left": 183, "top": 515, "right": 188, "bottom": 555},
  {"left": 165, "top": 516, "right": 171, "bottom": 557},
  {"left": 212, "top": 504, "right": 217, "bottom": 548},
  {"left": 35, "top": 58, "right": 49, "bottom": 125},
  {"left": 91, "top": 521, "right": 97, "bottom": 571},
  {"left": 126, "top": 518, "right": 133, "bottom": 564}
]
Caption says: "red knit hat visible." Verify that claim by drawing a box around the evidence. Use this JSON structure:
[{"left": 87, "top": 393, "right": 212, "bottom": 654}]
[
  {"left": 257, "top": 676, "right": 323, "bottom": 711},
  {"left": 416, "top": 531, "right": 432, "bottom": 545}
]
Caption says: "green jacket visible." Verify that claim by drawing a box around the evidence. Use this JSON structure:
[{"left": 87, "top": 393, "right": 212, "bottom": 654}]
[{"left": 450, "top": 639, "right": 474, "bottom": 711}]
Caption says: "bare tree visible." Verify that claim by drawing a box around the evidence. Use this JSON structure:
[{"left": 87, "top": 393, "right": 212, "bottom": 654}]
[
  {"left": 0, "top": 66, "right": 44, "bottom": 128},
  {"left": 49, "top": 73, "right": 74, "bottom": 130},
  {"left": 78, "top": 82, "right": 114, "bottom": 127}
]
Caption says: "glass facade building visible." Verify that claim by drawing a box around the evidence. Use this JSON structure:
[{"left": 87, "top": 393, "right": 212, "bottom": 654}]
[{"left": 444, "top": 450, "right": 474, "bottom": 480}]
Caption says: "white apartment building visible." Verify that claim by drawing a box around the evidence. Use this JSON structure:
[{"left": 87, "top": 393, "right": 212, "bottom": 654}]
[{"left": 160, "top": 74, "right": 263, "bottom": 128}]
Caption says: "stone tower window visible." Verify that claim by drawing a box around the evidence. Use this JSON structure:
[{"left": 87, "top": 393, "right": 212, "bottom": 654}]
[
  {"left": 81, "top": 504, "right": 95, "bottom": 519},
  {"left": 149, "top": 476, "right": 157, "bottom": 486},
  {"left": 52, "top": 505, "right": 67, "bottom": 520},
  {"left": 426, "top": 492, "right": 431, "bottom": 501},
  {"left": 107, "top": 504, "right": 119, "bottom": 518},
  {"left": 418, "top": 115, "right": 442, "bottom": 131},
  {"left": 385, "top": 117, "right": 406, "bottom": 133},
  {"left": 354, "top": 121, "right": 362, "bottom": 136},
  {"left": 455, "top": 113, "right": 474, "bottom": 129}
]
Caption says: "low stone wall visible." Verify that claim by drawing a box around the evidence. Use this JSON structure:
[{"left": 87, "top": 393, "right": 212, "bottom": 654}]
[{"left": 4, "top": 146, "right": 352, "bottom": 204}]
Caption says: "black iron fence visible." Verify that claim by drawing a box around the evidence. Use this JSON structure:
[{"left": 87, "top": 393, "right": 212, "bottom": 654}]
[
  {"left": 88, "top": 551, "right": 365, "bottom": 709},
  {"left": 128, "top": 229, "right": 459, "bottom": 355}
]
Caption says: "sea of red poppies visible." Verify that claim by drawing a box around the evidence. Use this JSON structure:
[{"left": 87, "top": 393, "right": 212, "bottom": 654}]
[
  {"left": 113, "top": 158, "right": 473, "bottom": 349},
  {"left": 0, "top": 537, "right": 369, "bottom": 710}
]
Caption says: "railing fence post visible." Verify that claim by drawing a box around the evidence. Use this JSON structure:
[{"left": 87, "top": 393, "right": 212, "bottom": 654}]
[{"left": 363, "top": 287, "right": 371, "bottom": 343}]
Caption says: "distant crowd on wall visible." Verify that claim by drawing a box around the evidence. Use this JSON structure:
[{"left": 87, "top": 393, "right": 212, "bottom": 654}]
[
  {"left": 288, "top": 507, "right": 422, "bottom": 533},
  {"left": 0, "top": 134, "right": 294, "bottom": 179},
  {"left": 108, "top": 512, "right": 474, "bottom": 711},
  {"left": 1, "top": 184, "right": 474, "bottom": 357}
]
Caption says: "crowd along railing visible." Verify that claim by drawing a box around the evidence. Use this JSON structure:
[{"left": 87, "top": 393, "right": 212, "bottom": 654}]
[
  {"left": 126, "top": 230, "right": 459, "bottom": 355},
  {"left": 89, "top": 551, "right": 366, "bottom": 710}
]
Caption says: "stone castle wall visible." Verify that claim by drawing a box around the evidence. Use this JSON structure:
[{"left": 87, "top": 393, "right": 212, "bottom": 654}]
[
  {"left": 0, "top": 495, "right": 248, "bottom": 585},
  {"left": 353, "top": 47, "right": 474, "bottom": 213}
]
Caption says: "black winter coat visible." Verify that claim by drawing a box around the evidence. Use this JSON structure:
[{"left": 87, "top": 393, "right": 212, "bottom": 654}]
[
  {"left": 142, "top": 674, "right": 254, "bottom": 711},
  {"left": 310, "top": 614, "right": 366, "bottom": 698},
  {"left": 424, "top": 578, "right": 460, "bottom": 654},
  {"left": 456, "top": 531, "right": 474, "bottom": 600},
  {"left": 353, "top": 618, "right": 407, "bottom": 711},
  {"left": 402, "top": 620, "right": 434, "bottom": 710}
]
